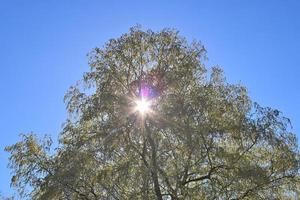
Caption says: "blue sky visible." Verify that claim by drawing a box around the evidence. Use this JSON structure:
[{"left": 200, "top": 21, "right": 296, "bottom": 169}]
[{"left": 0, "top": 0, "right": 299, "bottom": 197}]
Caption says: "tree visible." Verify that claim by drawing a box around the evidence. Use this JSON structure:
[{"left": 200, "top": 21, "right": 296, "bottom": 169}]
[{"left": 5, "top": 26, "right": 300, "bottom": 200}]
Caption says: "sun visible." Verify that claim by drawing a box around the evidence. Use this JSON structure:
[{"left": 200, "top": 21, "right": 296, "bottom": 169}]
[{"left": 135, "top": 98, "right": 151, "bottom": 114}]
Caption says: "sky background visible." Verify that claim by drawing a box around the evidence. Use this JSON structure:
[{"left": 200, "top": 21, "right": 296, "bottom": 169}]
[{"left": 0, "top": 0, "right": 299, "bottom": 197}]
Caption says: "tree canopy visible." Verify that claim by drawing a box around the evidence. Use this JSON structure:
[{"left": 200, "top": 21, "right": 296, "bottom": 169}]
[{"left": 5, "top": 26, "right": 300, "bottom": 200}]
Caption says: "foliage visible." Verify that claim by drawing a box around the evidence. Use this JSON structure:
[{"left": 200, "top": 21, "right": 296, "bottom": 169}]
[{"left": 5, "top": 26, "right": 300, "bottom": 199}]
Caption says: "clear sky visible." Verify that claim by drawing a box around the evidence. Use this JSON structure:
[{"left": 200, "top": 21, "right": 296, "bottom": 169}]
[{"left": 0, "top": 0, "right": 299, "bottom": 197}]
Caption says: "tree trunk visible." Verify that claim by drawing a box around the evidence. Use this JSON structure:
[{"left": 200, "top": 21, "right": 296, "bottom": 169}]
[{"left": 144, "top": 121, "right": 163, "bottom": 200}]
